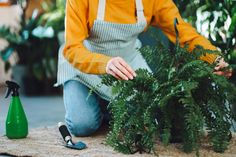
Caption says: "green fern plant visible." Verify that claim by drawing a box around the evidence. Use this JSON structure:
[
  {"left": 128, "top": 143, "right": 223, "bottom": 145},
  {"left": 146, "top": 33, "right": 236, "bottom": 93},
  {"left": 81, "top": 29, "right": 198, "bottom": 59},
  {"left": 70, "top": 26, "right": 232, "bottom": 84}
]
[{"left": 102, "top": 19, "right": 236, "bottom": 156}]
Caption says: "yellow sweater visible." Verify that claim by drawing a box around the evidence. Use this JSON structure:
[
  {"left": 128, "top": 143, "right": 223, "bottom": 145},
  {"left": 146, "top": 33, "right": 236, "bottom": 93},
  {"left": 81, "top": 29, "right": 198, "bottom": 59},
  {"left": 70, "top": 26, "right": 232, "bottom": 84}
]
[{"left": 64, "top": 0, "right": 217, "bottom": 74}]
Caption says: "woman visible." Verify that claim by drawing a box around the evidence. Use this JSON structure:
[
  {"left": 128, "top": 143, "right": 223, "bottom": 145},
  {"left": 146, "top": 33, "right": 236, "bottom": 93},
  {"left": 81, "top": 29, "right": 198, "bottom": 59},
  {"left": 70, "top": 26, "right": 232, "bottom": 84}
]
[{"left": 56, "top": 0, "right": 232, "bottom": 137}]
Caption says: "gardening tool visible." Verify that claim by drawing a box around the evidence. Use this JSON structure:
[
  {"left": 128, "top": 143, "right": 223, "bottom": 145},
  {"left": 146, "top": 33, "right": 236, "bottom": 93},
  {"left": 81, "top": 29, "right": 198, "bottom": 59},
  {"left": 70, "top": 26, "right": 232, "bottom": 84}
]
[
  {"left": 5, "top": 81, "right": 28, "bottom": 139},
  {"left": 58, "top": 122, "right": 87, "bottom": 150}
]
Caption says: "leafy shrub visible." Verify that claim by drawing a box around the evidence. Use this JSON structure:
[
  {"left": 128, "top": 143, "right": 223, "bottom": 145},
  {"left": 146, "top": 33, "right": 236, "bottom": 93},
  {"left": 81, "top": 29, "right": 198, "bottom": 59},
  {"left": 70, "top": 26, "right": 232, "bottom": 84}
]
[{"left": 102, "top": 19, "right": 236, "bottom": 156}]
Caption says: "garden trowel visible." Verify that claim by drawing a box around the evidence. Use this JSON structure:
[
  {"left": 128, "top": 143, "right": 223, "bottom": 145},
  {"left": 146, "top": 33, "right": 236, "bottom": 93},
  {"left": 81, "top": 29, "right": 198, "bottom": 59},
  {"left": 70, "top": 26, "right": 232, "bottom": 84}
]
[{"left": 58, "top": 122, "right": 87, "bottom": 150}]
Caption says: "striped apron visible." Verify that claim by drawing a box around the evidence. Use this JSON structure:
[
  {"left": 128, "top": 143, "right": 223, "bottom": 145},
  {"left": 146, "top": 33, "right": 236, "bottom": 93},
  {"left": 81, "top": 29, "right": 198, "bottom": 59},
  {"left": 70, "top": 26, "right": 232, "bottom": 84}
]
[{"left": 55, "top": 0, "right": 152, "bottom": 101}]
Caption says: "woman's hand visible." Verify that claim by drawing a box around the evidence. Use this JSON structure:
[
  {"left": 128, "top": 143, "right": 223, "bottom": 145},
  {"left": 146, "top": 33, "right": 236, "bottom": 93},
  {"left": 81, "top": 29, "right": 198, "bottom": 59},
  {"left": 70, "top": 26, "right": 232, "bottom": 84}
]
[
  {"left": 214, "top": 57, "right": 232, "bottom": 78},
  {"left": 106, "top": 57, "right": 137, "bottom": 80}
]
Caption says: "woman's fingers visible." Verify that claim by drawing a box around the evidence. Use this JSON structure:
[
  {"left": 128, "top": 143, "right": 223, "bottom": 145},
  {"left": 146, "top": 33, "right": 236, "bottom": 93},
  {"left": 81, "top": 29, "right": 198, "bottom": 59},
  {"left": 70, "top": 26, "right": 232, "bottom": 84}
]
[
  {"left": 109, "top": 64, "right": 129, "bottom": 80},
  {"left": 118, "top": 57, "right": 137, "bottom": 77},
  {"left": 114, "top": 61, "right": 134, "bottom": 80},
  {"left": 214, "top": 57, "right": 232, "bottom": 78},
  {"left": 106, "top": 57, "right": 136, "bottom": 80},
  {"left": 214, "top": 70, "right": 232, "bottom": 78},
  {"left": 106, "top": 64, "right": 122, "bottom": 80},
  {"left": 108, "top": 69, "right": 122, "bottom": 80},
  {"left": 214, "top": 61, "right": 229, "bottom": 71}
]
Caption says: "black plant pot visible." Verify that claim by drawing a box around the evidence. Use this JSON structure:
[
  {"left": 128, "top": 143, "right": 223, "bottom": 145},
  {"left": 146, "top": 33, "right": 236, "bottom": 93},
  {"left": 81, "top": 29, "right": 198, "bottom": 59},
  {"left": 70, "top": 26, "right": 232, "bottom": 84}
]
[
  {"left": 22, "top": 76, "right": 44, "bottom": 96},
  {"left": 43, "top": 78, "right": 62, "bottom": 95},
  {"left": 22, "top": 76, "right": 62, "bottom": 96}
]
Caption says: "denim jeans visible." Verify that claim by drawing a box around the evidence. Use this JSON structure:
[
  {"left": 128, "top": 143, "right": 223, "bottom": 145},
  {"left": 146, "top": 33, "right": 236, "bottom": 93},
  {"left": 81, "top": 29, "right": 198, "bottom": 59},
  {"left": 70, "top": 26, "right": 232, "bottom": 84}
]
[{"left": 63, "top": 80, "right": 110, "bottom": 137}]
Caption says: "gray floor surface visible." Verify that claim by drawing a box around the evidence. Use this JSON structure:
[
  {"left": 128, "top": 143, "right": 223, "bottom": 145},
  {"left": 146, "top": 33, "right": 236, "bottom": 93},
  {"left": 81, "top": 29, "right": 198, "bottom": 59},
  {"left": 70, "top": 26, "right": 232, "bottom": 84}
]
[
  {"left": 0, "top": 94, "right": 65, "bottom": 136},
  {"left": 1, "top": 93, "right": 235, "bottom": 137}
]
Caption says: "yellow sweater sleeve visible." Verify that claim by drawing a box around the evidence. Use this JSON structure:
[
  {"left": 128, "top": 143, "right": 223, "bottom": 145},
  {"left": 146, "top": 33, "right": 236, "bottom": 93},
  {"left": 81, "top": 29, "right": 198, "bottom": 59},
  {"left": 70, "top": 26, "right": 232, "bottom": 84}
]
[
  {"left": 63, "top": 0, "right": 112, "bottom": 74},
  {"left": 151, "top": 0, "right": 218, "bottom": 64}
]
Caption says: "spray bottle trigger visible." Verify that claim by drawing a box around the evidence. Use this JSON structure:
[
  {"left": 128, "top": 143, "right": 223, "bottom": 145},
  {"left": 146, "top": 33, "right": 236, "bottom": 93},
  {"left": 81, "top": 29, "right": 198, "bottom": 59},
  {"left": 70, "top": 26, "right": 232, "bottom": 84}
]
[{"left": 5, "top": 88, "right": 11, "bottom": 98}]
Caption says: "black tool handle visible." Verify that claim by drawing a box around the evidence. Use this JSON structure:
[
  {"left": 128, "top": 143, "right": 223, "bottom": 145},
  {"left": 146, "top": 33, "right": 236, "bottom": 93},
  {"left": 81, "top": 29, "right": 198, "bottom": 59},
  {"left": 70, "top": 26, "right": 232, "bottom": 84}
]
[{"left": 58, "top": 122, "right": 72, "bottom": 143}]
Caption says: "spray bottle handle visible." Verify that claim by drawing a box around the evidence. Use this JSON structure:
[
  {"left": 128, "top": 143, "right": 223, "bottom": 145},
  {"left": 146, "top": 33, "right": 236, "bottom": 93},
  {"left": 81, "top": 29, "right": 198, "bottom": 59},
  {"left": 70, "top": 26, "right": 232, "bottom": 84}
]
[
  {"left": 5, "top": 88, "right": 11, "bottom": 98},
  {"left": 5, "top": 81, "right": 20, "bottom": 98}
]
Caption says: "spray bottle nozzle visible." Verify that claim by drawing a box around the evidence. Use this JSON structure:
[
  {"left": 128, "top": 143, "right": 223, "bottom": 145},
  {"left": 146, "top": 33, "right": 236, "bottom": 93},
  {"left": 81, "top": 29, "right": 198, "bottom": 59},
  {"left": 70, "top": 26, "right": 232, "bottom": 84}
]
[{"left": 5, "top": 81, "right": 20, "bottom": 98}]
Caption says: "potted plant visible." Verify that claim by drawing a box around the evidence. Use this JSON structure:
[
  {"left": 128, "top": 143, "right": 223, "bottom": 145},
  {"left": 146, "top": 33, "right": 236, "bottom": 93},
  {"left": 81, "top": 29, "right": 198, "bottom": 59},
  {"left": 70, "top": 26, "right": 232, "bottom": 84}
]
[
  {"left": 102, "top": 20, "right": 236, "bottom": 155},
  {"left": 0, "top": 0, "right": 60, "bottom": 95}
]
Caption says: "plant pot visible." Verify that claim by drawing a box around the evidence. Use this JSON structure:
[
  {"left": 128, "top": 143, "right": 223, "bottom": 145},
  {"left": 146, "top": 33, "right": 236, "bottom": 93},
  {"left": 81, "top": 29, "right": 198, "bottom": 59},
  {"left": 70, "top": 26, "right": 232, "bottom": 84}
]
[
  {"left": 22, "top": 76, "right": 44, "bottom": 96},
  {"left": 23, "top": 77, "right": 62, "bottom": 96},
  {"left": 43, "top": 78, "right": 62, "bottom": 95}
]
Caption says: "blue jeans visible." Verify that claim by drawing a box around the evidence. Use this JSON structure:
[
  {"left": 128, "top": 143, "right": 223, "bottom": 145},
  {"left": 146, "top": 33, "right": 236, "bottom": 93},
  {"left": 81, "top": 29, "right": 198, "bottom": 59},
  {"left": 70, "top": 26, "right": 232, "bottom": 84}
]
[{"left": 63, "top": 80, "right": 110, "bottom": 137}]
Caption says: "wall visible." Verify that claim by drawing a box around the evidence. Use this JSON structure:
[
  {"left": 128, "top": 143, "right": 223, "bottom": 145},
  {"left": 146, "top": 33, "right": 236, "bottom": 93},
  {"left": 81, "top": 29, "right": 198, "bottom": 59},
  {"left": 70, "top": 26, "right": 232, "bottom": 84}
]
[{"left": 0, "top": 5, "right": 21, "bottom": 85}]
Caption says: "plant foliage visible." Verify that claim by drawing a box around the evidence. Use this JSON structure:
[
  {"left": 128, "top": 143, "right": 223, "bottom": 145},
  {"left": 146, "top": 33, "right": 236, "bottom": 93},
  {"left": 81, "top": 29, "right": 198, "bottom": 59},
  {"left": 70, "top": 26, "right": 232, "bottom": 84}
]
[
  {"left": 0, "top": 1, "right": 59, "bottom": 80},
  {"left": 38, "top": 0, "right": 66, "bottom": 33},
  {"left": 102, "top": 19, "right": 236, "bottom": 156},
  {"left": 174, "top": 0, "right": 236, "bottom": 61}
]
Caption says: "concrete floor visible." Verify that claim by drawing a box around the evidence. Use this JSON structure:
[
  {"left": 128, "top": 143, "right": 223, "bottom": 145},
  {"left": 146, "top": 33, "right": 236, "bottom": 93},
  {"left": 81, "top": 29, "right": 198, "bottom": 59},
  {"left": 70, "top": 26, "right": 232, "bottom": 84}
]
[
  {"left": 0, "top": 94, "right": 65, "bottom": 136},
  {"left": 0, "top": 92, "right": 235, "bottom": 137}
]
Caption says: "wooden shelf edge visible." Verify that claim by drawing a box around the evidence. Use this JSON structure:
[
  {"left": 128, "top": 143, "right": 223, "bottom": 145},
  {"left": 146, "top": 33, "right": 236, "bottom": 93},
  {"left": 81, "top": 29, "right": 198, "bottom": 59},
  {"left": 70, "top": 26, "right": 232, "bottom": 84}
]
[{"left": 0, "top": 2, "right": 11, "bottom": 7}]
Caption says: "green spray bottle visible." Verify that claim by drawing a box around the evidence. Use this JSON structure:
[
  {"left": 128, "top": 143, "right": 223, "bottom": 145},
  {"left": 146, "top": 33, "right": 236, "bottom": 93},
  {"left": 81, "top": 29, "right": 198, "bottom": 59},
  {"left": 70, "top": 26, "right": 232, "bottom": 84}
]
[{"left": 5, "top": 81, "right": 28, "bottom": 139}]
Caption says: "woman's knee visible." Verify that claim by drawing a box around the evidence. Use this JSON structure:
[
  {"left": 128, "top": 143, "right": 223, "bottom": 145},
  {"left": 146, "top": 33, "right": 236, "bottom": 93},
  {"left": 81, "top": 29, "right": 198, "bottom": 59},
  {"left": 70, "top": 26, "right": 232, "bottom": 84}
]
[
  {"left": 66, "top": 114, "right": 103, "bottom": 137},
  {"left": 63, "top": 80, "right": 103, "bottom": 136}
]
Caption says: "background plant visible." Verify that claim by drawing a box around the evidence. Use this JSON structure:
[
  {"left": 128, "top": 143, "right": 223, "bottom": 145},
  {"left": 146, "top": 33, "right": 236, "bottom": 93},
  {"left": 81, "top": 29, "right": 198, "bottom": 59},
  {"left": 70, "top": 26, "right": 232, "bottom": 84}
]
[
  {"left": 38, "top": 0, "right": 66, "bottom": 34},
  {"left": 0, "top": 0, "right": 63, "bottom": 83},
  {"left": 173, "top": 0, "right": 236, "bottom": 112},
  {"left": 173, "top": 0, "right": 236, "bottom": 63},
  {"left": 102, "top": 20, "right": 236, "bottom": 156}
]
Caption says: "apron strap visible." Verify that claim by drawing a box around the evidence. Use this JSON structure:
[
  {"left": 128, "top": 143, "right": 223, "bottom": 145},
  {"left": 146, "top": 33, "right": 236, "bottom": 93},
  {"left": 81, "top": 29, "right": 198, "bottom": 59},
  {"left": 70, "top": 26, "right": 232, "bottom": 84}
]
[
  {"left": 136, "top": 0, "right": 146, "bottom": 23},
  {"left": 97, "top": 0, "right": 146, "bottom": 23},
  {"left": 97, "top": 0, "right": 106, "bottom": 21}
]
